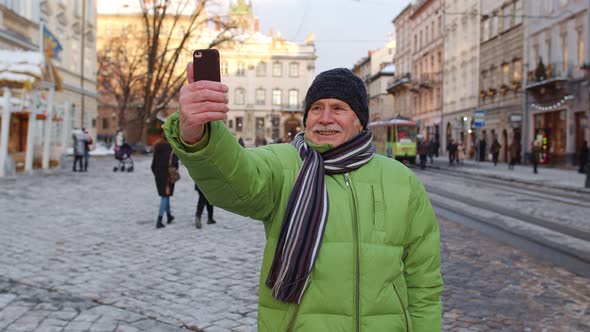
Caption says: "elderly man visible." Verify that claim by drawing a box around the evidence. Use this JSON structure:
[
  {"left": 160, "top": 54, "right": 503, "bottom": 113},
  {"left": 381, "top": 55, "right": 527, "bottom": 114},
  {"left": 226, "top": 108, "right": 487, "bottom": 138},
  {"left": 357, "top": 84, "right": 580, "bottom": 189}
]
[{"left": 164, "top": 66, "right": 442, "bottom": 331}]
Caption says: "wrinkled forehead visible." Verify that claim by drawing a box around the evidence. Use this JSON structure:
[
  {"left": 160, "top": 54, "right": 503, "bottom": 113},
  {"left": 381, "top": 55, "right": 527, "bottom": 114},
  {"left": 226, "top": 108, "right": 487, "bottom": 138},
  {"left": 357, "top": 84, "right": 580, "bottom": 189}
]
[{"left": 309, "top": 98, "right": 354, "bottom": 110}]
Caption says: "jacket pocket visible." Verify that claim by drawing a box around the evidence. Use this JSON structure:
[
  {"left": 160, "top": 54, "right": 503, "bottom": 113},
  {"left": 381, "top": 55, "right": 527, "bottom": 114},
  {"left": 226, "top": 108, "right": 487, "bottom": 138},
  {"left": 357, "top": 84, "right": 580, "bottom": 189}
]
[{"left": 372, "top": 185, "right": 385, "bottom": 231}]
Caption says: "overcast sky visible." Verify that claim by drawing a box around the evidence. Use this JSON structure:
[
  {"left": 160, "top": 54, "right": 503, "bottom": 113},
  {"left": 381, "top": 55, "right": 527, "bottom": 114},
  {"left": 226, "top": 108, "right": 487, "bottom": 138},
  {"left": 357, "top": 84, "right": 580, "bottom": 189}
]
[
  {"left": 98, "top": 0, "right": 407, "bottom": 74},
  {"left": 245, "top": 0, "right": 405, "bottom": 73}
]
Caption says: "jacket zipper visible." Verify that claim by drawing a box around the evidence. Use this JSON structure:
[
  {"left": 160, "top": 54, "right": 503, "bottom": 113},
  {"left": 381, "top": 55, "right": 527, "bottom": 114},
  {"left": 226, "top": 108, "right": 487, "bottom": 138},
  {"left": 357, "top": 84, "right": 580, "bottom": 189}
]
[
  {"left": 344, "top": 173, "right": 360, "bottom": 332},
  {"left": 392, "top": 282, "right": 410, "bottom": 332}
]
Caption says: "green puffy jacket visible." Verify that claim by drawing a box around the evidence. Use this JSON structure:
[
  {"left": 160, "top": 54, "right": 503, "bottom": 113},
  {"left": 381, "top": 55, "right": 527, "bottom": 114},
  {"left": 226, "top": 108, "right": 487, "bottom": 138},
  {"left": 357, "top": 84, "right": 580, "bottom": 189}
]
[{"left": 164, "top": 115, "right": 443, "bottom": 332}]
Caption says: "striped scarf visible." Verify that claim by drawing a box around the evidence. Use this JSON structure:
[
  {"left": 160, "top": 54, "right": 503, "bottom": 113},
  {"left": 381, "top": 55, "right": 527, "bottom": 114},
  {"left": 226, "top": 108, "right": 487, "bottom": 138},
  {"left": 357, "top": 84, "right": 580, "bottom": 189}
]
[{"left": 265, "top": 129, "right": 375, "bottom": 303}]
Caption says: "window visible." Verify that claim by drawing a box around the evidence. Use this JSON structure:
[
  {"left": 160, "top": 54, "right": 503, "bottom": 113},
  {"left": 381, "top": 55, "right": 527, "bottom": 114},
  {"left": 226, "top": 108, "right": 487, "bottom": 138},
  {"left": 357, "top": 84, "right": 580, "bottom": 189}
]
[
  {"left": 235, "top": 117, "right": 243, "bottom": 132},
  {"left": 414, "top": 34, "right": 417, "bottom": 51},
  {"left": 237, "top": 62, "right": 246, "bottom": 76},
  {"left": 86, "top": 0, "right": 95, "bottom": 23},
  {"left": 273, "top": 62, "right": 282, "bottom": 77},
  {"left": 235, "top": 88, "right": 245, "bottom": 105},
  {"left": 546, "top": 38, "right": 552, "bottom": 63},
  {"left": 562, "top": 33, "right": 568, "bottom": 73},
  {"left": 256, "top": 62, "right": 266, "bottom": 76},
  {"left": 419, "top": 30, "right": 423, "bottom": 49},
  {"left": 74, "top": 0, "right": 83, "bottom": 17},
  {"left": 502, "top": 63, "right": 510, "bottom": 85},
  {"left": 577, "top": 28, "right": 585, "bottom": 65},
  {"left": 491, "top": 14, "right": 498, "bottom": 37},
  {"left": 255, "top": 88, "right": 266, "bottom": 105},
  {"left": 482, "top": 18, "right": 489, "bottom": 41},
  {"left": 102, "top": 118, "right": 109, "bottom": 130},
  {"left": 513, "top": 59, "right": 522, "bottom": 81},
  {"left": 228, "top": 119, "right": 233, "bottom": 128},
  {"left": 503, "top": 5, "right": 511, "bottom": 31},
  {"left": 514, "top": 0, "right": 523, "bottom": 25},
  {"left": 272, "top": 89, "right": 282, "bottom": 106},
  {"left": 288, "top": 89, "right": 298, "bottom": 108},
  {"left": 221, "top": 61, "right": 229, "bottom": 75},
  {"left": 289, "top": 62, "right": 299, "bottom": 77}
]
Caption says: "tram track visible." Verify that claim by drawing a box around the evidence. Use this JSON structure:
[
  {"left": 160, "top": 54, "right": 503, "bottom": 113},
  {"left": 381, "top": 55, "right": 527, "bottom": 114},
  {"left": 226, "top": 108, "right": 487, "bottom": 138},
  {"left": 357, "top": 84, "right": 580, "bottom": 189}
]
[
  {"left": 411, "top": 167, "right": 590, "bottom": 277},
  {"left": 418, "top": 165, "right": 590, "bottom": 207}
]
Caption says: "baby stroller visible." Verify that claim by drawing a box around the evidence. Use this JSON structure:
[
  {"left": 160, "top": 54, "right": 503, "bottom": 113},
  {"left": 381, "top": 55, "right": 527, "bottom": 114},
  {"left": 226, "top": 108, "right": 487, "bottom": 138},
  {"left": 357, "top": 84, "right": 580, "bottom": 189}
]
[{"left": 113, "top": 143, "right": 134, "bottom": 172}]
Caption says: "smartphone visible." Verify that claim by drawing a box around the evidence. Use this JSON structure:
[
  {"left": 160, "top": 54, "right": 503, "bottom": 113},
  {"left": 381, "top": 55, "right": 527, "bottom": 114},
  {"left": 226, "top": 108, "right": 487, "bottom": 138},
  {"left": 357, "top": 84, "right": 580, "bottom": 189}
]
[{"left": 193, "top": 49, "right": 221, "bottom": 82}]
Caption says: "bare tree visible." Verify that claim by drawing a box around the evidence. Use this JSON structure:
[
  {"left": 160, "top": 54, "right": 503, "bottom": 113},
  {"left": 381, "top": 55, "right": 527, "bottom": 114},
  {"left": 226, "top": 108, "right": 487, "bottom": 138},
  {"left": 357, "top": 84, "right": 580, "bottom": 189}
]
[
  {"left": 138, "top": 0, "right": 238, "bottom": 142},
  {"left": 96, "top": 35, "right": 146, "bottom": 130}
]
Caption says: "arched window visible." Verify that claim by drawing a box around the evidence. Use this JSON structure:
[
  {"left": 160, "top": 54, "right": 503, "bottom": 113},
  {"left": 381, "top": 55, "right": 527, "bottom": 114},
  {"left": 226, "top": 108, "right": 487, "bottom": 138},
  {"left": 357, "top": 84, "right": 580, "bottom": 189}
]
[{"left": 235, "top": 88, "right": 246, "bottom": 105}]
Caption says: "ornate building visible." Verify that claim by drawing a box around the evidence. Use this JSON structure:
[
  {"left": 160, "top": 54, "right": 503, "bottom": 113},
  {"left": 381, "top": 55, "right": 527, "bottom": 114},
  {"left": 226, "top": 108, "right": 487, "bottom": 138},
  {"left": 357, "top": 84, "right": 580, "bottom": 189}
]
[
  {"left": 0, "top": 0, "right": 97, "bottom": 173},
  {"left": 210, "top": 0, "right": 317, "bottom": 145},
  {"left": 442, "top": 0, "right": 480, "bottom": 158},
  {"left": 478, "top": 0, "right": 524, "bottom": 162},
  {"left": 524, "top": 0, "right": 589, "bottom": 166},
  {"left": 409, "top": 0, "right": 444, "bottom": 143},
  {"left": 388, "top": 5, "right": 414, "bottom": 120},
  {"left": 352, "top": 39, "right": 396, "bottom": 123}
]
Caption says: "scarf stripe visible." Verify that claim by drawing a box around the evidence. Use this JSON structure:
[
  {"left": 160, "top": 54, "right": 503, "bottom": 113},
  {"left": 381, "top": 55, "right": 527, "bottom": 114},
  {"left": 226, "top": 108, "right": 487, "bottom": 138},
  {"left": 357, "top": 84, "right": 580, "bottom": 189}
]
[{"left": 266, "top": 129, "right": 375, "bottom": 303}]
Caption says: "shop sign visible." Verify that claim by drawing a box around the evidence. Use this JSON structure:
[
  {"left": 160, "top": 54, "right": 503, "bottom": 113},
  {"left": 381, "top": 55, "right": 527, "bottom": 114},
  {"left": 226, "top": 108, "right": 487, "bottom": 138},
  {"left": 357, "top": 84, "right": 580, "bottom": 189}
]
[{"left": 474, "top": 110, "right": 485, "bottom": 128}]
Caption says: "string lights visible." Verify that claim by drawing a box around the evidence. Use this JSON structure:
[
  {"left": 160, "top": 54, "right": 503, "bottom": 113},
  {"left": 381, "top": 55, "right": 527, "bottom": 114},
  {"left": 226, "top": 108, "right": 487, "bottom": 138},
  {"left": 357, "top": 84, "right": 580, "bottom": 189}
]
[{"left": 530, "top": 95, "right": 574, "bottom": 111}]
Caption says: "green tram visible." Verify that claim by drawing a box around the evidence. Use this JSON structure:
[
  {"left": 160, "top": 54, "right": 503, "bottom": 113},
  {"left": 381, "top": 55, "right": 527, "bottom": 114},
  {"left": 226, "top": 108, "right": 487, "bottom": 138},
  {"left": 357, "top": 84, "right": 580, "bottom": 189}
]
[{"left": 368, "top": 117, "right": 418, "bottom": 164}]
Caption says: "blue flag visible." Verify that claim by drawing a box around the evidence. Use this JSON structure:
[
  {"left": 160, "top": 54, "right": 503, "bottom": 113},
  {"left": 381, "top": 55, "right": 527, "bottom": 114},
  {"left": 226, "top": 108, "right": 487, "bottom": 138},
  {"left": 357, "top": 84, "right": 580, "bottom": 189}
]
[{"left": 43, "top": 25, "right": 63, "bottom": 60}]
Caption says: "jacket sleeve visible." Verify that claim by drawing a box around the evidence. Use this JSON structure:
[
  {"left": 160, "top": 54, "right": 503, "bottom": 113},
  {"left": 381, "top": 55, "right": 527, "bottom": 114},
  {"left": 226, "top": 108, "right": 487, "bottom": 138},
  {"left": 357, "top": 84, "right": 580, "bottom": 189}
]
[
  {"left": 403, "top": 173, "right": 443, "bottom": 332},
  {"left": 163, "top": 113, "right": 284, "bottom": 222}
]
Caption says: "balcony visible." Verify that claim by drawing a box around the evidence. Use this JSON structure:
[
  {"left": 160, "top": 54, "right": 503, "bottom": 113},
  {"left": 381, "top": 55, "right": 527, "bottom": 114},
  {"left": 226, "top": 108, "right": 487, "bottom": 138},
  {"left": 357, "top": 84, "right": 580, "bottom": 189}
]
[
  {"left": 526, "top": 61, "right": 576, "bottom": 91},
  {"left": 386, "top": 73, "right": 412, "bottom": 93}
]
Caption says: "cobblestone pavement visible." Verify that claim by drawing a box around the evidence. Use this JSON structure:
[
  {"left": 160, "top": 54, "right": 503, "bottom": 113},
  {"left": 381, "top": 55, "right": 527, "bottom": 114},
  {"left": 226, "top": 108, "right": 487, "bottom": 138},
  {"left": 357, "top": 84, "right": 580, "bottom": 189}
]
[{"left": 0, "top": 156, "right": 588, "bottom": 331}]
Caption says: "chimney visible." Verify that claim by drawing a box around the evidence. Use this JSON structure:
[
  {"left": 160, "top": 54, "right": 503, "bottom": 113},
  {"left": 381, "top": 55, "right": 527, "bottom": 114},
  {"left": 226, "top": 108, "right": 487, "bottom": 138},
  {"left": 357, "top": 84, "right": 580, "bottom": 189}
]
[
  {"left": 215, "top": 16, "right": 220, "bottom": 31},
  {"left": 254, "top": 18, "right": 259, "bottom": 32}
]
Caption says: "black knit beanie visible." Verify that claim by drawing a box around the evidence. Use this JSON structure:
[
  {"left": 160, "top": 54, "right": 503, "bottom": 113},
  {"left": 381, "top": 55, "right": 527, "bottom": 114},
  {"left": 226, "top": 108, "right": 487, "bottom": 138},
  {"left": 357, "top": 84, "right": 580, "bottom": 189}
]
[{"left": 303, "top": 68, "right": 369, "bottom": 129}]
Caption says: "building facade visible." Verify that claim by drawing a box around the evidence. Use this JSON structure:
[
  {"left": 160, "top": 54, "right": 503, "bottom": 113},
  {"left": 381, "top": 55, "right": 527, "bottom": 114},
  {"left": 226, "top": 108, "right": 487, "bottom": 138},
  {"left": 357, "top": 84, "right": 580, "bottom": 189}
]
[
  {"left": 206, "top": 0, "right": 316, "bottom": 145},
  {"left": 409, "top": 0, "right": 444, "bottom": 143},
  {"left": 352, "top": 40, "right": 396, "bottom": 123},
  {"left": 388, "top": 5, "right": 414, "bottom": 120},
  {"left": 0, "top": 0, "right": 96, "bottom": 173},
  {"left": 442, "top": 0, "right": 480, "bottom": 158},
  {"left": 96, "top": 0, "right": 316, "bottom": 146},
  {"left": 478, "top": 0, "right": 525, "bottom": 163},
  {"left": 524, "top": 0, "right": 589, "bottom": 166}
]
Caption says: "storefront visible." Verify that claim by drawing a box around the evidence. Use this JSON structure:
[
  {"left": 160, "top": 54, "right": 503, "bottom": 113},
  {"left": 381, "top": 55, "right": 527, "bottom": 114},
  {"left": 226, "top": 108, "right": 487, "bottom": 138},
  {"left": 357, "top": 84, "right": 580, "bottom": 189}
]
[{"left": 532, "top": 109, "right": 567, "bottom": 165}]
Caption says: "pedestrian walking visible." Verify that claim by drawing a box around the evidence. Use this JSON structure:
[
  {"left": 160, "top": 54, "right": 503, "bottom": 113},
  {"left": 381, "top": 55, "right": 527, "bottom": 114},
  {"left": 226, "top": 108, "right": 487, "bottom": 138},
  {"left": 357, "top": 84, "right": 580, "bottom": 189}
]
[
  {"left": 194, "top": 183, "right": 216, "bottom": 229},
  {"left": 238, "top": 136, "right": 245, "bottom": 147},
  {"left": 417, "top": 136, "right": 429, "bottom": 169},
  {"left": 166, "top": 66, "right": 443, "bottom": 331},
  {"left": 456, "top": 141, "right": 465, "bottom": 165},
  {"left": 478, "top": 138, "right": 487, "bottom": 161},
  {"left": 578, "top": 140, "right": 588, "bottom": 173},
  {"left": 490, "top": 138, "right": 501, "bottom": 166},
  {"left": 428, "top": 139, "right": 435, "bottom": 164},
  {"left": 531, "top": 140, "right": 542, "bottom": 174},
  {"left": 82, "top": 128, "right": 92, "bottom": 172},
  {"left": 508, "top": 138, "right": 520, "bottom": 170},
  {"left": 72, "top": 129, "right": 87, "bottom": 172},
  {"left": 151, "top": 132, "right": 179, "bottom": 229},
  {"left": 447, "top": 138, "right": 457, "bottom": 165}
]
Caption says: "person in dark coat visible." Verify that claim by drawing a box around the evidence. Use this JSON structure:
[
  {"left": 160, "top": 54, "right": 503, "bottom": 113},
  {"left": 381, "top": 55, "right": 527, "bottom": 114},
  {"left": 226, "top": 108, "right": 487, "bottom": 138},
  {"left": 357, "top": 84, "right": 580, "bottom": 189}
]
[
  {"left": 417, "top": 137, "right": 429, "bottom": 170},
  {"left": 579, "top": 140, "right": 589, "bottom": 173},
  {"left": 490, "top": 138, "right": 501, "bottom": 166},
  {"left": 194, "top": 183, "right": 216, "bottom": 229},
  {"left": 151, "top": 133, "right": 179, "bottom": 229},
  {"left": 508, "top": 138, "right": 520, "bottom": 170},
  {"left": 478, "top": 138, "right": 487, "bottom": 161},
  {"left": 447, "top": 139, "right": 457, "bottom": 165}
]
